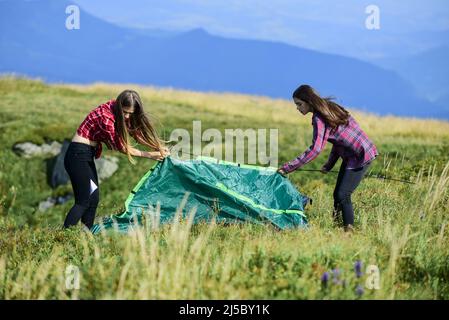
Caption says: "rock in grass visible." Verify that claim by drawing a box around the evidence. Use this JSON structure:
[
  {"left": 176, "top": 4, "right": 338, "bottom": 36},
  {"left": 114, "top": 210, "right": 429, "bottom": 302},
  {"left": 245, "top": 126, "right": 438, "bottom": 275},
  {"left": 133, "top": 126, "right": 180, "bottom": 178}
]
[
  {"left": 13, "top": 141, "right": 62, "bottom": 158},
  {"left": 45, "top": 140, "right": 118, "bottom": 186},
  {"left": 38, "top": 197, "right": 56, "bottom": 212},
  {"left": 14, "top": 140, "right": 119, "bottom": 183},
  {"left": 38, "top": 194, "right": 73, "bottom": 212},
  {"left": 95, "top": 156, "right": 119, "bottom": 182}
]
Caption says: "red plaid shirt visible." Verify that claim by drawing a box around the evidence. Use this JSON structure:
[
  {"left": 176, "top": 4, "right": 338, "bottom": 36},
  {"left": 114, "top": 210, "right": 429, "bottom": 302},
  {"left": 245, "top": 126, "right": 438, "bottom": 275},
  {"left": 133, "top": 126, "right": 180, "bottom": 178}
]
[
  {"left": 76, "top": 99, "right": 141, "bottom": 159},
  {"left": 281, "top": 112, "right": 378, "bottom": 173}
]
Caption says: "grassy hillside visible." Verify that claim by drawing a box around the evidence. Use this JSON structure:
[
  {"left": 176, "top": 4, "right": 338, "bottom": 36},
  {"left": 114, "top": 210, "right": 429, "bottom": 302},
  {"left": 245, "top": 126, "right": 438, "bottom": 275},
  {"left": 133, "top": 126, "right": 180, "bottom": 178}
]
[{"left": 0, "top": 76, "right": 448, "bottom": 299}]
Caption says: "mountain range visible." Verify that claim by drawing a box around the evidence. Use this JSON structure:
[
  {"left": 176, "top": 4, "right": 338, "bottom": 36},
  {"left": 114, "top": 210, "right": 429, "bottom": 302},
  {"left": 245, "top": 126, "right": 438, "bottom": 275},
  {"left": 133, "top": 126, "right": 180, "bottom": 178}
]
[{"left": 1, "top": 0, "right": 447, "bottom": 119}]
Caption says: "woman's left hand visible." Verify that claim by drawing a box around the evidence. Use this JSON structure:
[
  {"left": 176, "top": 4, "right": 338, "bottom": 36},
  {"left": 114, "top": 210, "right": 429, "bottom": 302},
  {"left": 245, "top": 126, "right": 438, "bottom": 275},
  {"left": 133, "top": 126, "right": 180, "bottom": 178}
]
[{"left": 277, "top": 168, "right": 287, "bottom": 177}]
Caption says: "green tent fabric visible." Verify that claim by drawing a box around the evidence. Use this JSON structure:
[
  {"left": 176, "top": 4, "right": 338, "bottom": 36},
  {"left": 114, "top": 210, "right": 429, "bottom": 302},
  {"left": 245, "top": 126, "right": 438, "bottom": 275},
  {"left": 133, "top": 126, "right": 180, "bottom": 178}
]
[{"left": 91, "top": 156, "right": 309, "bottom": 234}]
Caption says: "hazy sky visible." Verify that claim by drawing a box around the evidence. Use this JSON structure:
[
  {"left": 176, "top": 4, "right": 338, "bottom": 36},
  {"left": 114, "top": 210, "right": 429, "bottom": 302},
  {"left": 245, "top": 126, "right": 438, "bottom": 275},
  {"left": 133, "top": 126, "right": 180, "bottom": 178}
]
[
  {"left": 71, "top": 0, "right": 449, "bottom": 31},
  {"left": 71, "top": 0, "right": 449, "bottom": 60}
]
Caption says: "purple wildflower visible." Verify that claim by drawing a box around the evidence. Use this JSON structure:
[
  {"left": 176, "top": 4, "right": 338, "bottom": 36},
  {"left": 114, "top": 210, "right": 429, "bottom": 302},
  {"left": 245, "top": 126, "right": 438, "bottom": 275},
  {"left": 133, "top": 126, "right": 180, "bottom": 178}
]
[
  {"left": 321, "top": 272, "right": 329, "bottom": 286},
  {"left": 354, "top": 260, "right": 363, "bottom": 278},
  {"left": 355, "top": 285, "right": 364, "bottom": 297},
  {"left": 332, "top": 268, "right": 341, "bottom": 284}
]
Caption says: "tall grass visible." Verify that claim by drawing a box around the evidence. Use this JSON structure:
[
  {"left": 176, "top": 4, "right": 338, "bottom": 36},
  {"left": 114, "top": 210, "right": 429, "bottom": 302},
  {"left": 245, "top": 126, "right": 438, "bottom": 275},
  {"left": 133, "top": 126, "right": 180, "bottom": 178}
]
[
  {"left": 0, "top": 76, "right": 448, "bottom": 299},
  {"left": 1, "top": 160, "right": 448, "bottom": 299}
]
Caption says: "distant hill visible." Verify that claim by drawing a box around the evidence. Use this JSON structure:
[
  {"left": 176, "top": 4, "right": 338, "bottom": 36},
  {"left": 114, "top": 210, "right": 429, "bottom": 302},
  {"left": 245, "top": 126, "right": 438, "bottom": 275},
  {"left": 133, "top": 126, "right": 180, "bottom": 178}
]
[
  {"left": 374, "top": 46, "right": 449, "bottom": 111},
  {"left": 1, "top": 0, "right": 447, "bottom": 119}
]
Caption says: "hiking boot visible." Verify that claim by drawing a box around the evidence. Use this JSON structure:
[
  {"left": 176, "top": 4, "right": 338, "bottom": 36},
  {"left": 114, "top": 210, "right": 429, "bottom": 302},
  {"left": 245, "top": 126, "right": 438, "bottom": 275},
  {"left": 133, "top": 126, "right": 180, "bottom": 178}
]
[{"left": 344, "top": 224, "right": 354, "bottom": 233}]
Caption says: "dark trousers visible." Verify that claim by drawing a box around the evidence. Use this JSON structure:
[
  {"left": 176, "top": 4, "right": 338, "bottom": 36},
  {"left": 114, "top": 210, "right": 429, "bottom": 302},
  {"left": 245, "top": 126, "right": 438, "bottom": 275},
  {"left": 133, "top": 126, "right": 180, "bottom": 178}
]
[
  {"left": 63, "top": 142, "right": 99, "bottom": 230},
  {"left": 333, "top": 161, "right": 371, "bottom": 226}
]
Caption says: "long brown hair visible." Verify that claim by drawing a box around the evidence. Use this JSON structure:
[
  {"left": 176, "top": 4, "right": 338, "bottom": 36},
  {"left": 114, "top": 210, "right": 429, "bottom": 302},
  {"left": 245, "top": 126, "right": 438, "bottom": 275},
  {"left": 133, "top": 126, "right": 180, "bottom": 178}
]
[
  {"left": 293, "top": 85, "right": 350, "bottom": 129},
  {"left": 113, "top": 90, "right": 165, "bottom": 164}
]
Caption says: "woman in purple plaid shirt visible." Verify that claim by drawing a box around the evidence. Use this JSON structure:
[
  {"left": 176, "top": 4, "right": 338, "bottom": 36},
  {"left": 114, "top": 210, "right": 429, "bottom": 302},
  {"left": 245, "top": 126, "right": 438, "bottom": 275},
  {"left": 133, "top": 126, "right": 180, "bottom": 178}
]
[{"left": 278, "top": 85, "right": 378, "bottom": 232}]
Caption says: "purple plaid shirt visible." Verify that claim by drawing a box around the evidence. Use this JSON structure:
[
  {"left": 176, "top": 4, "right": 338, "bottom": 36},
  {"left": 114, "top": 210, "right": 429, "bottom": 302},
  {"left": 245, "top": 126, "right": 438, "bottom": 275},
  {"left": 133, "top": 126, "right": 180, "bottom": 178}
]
[{"left": 281, "top": 112, "right": 378, "bottom": 173}]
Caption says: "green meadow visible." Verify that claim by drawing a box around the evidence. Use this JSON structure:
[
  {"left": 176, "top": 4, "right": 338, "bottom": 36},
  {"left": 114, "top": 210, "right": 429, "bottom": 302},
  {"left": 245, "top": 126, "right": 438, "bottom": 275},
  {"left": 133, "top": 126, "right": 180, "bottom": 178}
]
[{"left": 0, "top": 76, "right": 448, "bottom": 299}]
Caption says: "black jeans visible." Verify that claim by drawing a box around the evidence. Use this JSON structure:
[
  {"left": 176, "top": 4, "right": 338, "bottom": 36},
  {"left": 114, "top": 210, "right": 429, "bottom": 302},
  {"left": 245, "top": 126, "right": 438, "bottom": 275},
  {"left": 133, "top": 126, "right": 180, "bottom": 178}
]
[
  {"left": 63, "top": 142, "right": 99, "bottom": 229},
  {"left": 333, "top": 161, "right": 371, "bottom": 226}
]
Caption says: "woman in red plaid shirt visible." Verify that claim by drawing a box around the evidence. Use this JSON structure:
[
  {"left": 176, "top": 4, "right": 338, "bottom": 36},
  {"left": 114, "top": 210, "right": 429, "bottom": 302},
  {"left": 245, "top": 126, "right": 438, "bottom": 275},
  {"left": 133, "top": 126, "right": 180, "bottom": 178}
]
[
  {"left": 63, "top": 90, "right": 169, "bottom": 230},
  {"left": 278, "top": 85, "right": 378, "bottom": 232}
]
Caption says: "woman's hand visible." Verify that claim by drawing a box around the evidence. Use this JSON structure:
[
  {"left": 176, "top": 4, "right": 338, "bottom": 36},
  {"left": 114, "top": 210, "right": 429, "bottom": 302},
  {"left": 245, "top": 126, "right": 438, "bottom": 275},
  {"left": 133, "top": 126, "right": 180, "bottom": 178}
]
[
  {"left": 160, "top": 146, "right": 171, "bottom": 157},
  {"left": 277, "top": 168, "right": 287, "bottom": 177},
  {"left": 149, "top": 147, "right": 171, "bottom": 161},
  {"left": 149, "top": 151, "right": 165, "bottom": 161}
]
